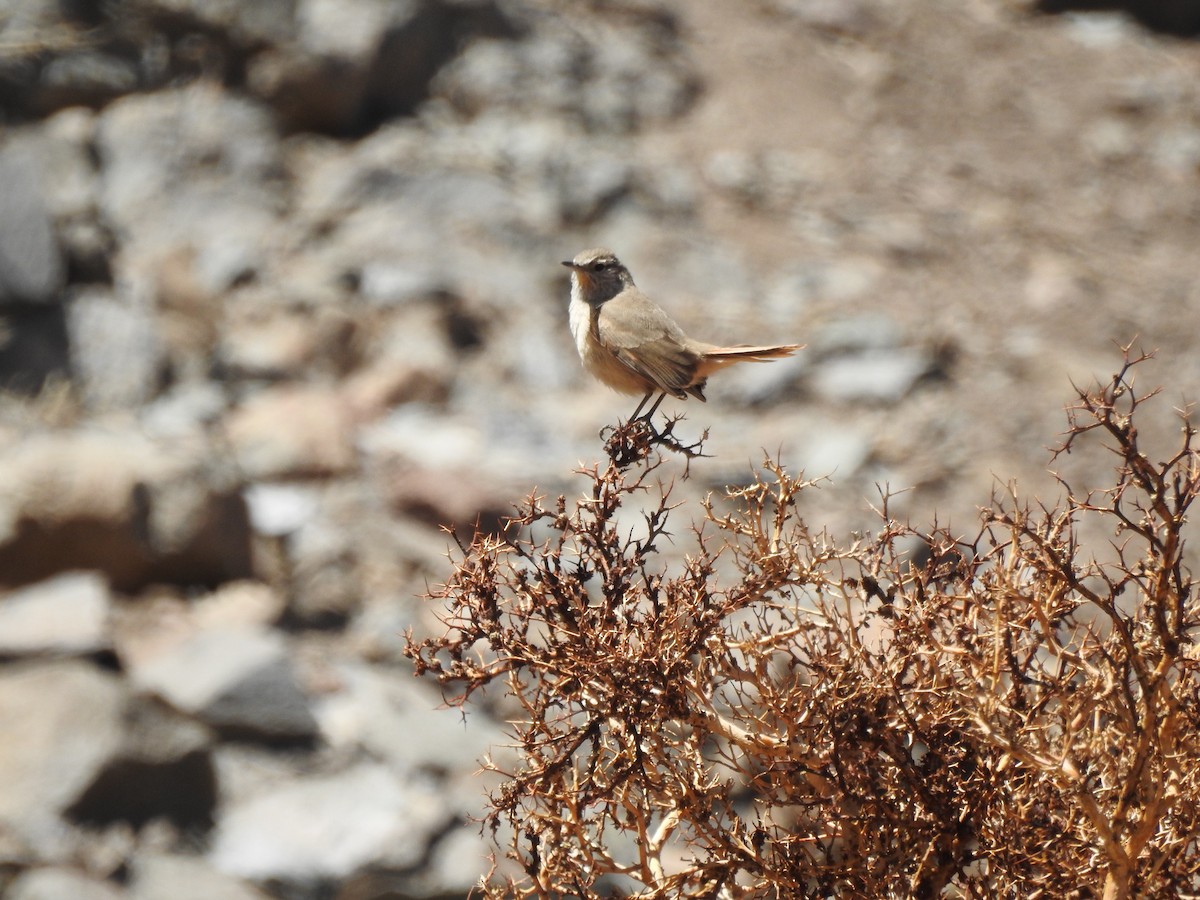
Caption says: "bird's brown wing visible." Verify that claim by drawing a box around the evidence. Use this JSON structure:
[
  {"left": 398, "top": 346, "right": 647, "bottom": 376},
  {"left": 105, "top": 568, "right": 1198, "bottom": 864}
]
[{"left": 596, "top": 292, "right": 701, "bottom": 398}]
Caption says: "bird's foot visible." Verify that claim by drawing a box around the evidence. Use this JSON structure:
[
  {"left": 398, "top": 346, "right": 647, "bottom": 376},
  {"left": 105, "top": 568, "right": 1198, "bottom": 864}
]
[{"left": 601, "top": 413, "right": 709, "bottom": 471}]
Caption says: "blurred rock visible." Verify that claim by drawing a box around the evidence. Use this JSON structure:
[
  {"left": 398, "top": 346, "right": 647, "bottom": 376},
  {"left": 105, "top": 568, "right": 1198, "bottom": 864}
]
[
  {"left": 1152, "top": 125, "right": 1200, "bottom": 177},
  {"left": 94, "top": 86, "right": 283, "bottom": 271},
  {"left": 810, "top": 349, "right": 935, "bottom": 404},
  {"left": 129, "top": 0, "right": 297, "bottom": 46},
  {"left": 704, "top": 148, "right": 819, "bottom": 213},
  {"left": 281, "top": 493, "right": 364, "bottom": 626},
  {"left": 0, "top": 430, "right": 252, "bottom": 591},
  {"left": 37, "top": 50, "right": 139, "bottom": 111},
  {"left": 386, "top": 462, "right": 513, "bottom": 537},
  {"left": 225, "top": 384, "right": 358, "bottom": 480},
  {"left": 5, "top": 867, "right": 124, "bottom": 900},
  {"left": 0, "top": 144, "right": 66, "bottom": 305},
  {"left": 192, "top": 580, "right": 287, "bottom": 630},
  {"left": 0, "top": 571, "right": 111, "bottom": 659},
  {"left": 342, "top": 359, "right": 452, "bottom": 420},
  {"left": 761, "top": 0, "right": 879, "bottom": 36},
  {"left": 810, "top": 316, "right": 906, "bottom": 356},
  {"left": 129, "top": 851, "right": 269, "bottom": 900},
  {"left": 216, "top": 302, "right": 356, "bottom": 381},
  {"left": 1038, "top": 0, "right": 1200, "bottom": 37},
  {"left": 243, "top": 483, "right": 320, "bottom": 538},
  {"left": 314, "top": 661, "right": 509, "bottom": 773},
  {"left": 66, "top": 286, "right": 165, "bottom": 411},
  {"left": 711, "top": 348, "right": 808, "bottom": 405},
  {"left": 66, "top": 697, "right": 217, "bottom": 831},
  {"left": 358, "top": 260, "right": 445, "bottom": 306},
  {"left": 0, "top": 305, "right": 71, "bottom": 394},
  {"left": 0, "top": 662, "right": 125, "bottom": 856},
  {"left": 248, "top": 0, "right": 515, "bottom": 134},
  {"left": 11, "top": 107, "right": 115, "bottom": 284},
  {"left": 805, "top": 317, "right": 938, "bottom": 404},
  {"left": 130, "top": 626, "right": 318, "bottom": 745},
  {"left": 399, "top": 823, "right": 495, "bottom": 898},
  {"left": 7, "top": 108, "right": 100, "bottom": 224},
  {"left": 140, "top": 381, "right": 228, "bottom": 438},
  {"left": 209, "top": 762, "right": 451, "bottom": 883},
  {"left": 433, "top": 11, "right": 698, "bottom": 133}
]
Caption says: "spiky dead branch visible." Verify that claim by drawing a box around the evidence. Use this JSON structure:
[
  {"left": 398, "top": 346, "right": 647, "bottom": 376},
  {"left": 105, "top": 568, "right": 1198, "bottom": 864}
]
[{"left": 405, "top": 351, "right": 1200, "bottom": 899}]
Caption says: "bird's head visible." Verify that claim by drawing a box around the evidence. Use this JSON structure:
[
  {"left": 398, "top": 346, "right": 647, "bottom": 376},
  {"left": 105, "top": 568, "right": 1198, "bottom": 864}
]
[{"left": 562, "top": 248, "right": 634, "bottom": 304}]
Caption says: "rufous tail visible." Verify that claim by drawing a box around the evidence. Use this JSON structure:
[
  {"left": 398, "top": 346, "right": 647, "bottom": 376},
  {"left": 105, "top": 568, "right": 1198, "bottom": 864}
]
[{"left": 696, "top": 344, "right": 801, "bottom": 376}]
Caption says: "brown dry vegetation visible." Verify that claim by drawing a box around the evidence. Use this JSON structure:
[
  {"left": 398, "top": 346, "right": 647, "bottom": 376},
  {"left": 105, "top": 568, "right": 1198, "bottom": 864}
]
[{"left": 406, "top": 351, "right": 1200, "bottom": 899}]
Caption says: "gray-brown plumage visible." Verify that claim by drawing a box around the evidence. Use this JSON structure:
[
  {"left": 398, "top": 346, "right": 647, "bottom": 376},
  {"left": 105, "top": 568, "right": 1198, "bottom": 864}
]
[{"left": 562, "top": 248, "right": 799, "bottom": 419}]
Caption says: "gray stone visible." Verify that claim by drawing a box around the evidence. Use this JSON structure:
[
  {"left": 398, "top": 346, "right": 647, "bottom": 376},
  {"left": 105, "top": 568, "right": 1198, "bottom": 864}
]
[
  {"left": 794, "top": 425, "right": 874, "bottom": 480},
  {"left": 243, "top": 483, "right": 321, "bottom": 537},
  {"left": 94, "top": 87, "right": 283, "bottom": 267},
  {"left": 1152, "top": 126, "right": 1200, "bottom": 176},
  {"left": 0, "top": 429, "right": 252, "bottom": 591},
  {"left": 0, "top": 662, "right": 125, "bottom": 854},
  {"left": 129, "top": 852, "right": 269, "bottom": 900},
  {"left": 0, "top": 571, "right": 111, "bottom": 658},
  {"left": 132, "top": 0, "right": 297, "bottom": 46},
  {"left": 433, "top": 15, "right": 698, "bottom": 134},
  {"left": 358, "top": 260, "right": 446, "bottom": 307},
  {"left": 7, "top": 108, "right": 101, "bottom": 223},
  {"left": 709, "top": 349, "right": 808, "bottom": 405},
  {"left": 38, "top": 50, "right": 139, "bottom": 109},
  {"left": 761, "top": 0, "right": 878, "bottom": 36},
  {"left": 810, "top": 349, "right": 934, "bottom": 404},
  {"left": 130, "top": 627, "right": 318, "bottom": 744},
  {"left": 248, "top": 0, "right": 513, "bottom": 134},
  {"left": 215, "top": 296, "right": 358, "bottom": 381},
  {"left": 66, "top": 286, "right": 165, "bottom": 411},
  {"left": 65, "top": 697, "right": 217, "bottom": 831},
  {"left": 140, "top": 382, "right": 228, "bottom": 439},
  {"left": 0, "top": 145, "right": 66, "bottom": 304},
  {"left": 6, "top": 867, "right": 124, "bottom": 900},
  {"left": 0, "top": 305, "right": 71, "bottom": 394},
  {"left": 400, "top": 824, "right": 493, "bottom": 898},
  {"left": 313, "top": 662, "right": 509, "bottom": 774},
  {"left": 282, "top": 505, "right": 362, "bottom": 625},
  {"left": 209, "top": 763, "right": 451, "bottom": 882},
  {"left": 225, "top": 384, "right": 358, "bottom": 480},
  {"left": 810, "top": 316, "right": 906, "bottom": 355}
]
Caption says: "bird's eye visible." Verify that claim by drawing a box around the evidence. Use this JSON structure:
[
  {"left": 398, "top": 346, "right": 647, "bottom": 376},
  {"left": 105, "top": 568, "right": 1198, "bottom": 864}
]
[{"left": 592, "top": 262, "right": 609, "bottom": 271}]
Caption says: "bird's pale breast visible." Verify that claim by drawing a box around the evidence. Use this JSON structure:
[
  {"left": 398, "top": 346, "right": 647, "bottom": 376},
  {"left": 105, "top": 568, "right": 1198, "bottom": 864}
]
[{"left": 568, "top": 288, "right": 655, "bottom": 396}]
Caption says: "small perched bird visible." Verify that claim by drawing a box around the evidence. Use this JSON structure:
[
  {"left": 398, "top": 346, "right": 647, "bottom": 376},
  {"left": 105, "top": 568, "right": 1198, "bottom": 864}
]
[{"left": 563, "top": 248, "right": 800, "bottom": 420}]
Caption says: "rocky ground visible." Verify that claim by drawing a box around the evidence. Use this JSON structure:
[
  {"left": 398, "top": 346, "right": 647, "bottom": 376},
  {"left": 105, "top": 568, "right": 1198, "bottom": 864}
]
[{"left": 1, "top": 0, "right": 1198, "bottom": 897}]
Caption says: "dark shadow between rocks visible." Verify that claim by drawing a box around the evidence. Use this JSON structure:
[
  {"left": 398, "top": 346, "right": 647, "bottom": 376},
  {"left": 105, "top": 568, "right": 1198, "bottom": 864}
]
[
  {"left": 1035, "top": 0, "right": 1200, "bottom": 36},
  {"left": 66, "top": 749, "right": 217, "bottom": 832}
]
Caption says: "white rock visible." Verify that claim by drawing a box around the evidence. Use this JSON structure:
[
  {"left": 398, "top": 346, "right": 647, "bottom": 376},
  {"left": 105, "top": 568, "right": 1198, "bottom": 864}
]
[
  {"left": 6, "top": 867, "right": 123, "bottom": 900},
  {"left": 0, "top": 572, "right": 111, "bottom": 657},
  {"left": 131, "top": 627, "right": 317, "bottom": 743},
  {"left": 0, "top": 662, "right": 125, "bottom": 853},
  {"left": 129, "top": 851, "right": 269, "bottom": 900},
  {"left": 210, "top": 763, "right": 450, "bottom": 881}
]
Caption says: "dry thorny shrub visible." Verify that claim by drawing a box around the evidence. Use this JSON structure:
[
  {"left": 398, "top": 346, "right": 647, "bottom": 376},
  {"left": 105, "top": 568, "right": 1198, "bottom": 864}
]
[{"left": 405, "top": 351, "right": 1200, "bottom": 899}]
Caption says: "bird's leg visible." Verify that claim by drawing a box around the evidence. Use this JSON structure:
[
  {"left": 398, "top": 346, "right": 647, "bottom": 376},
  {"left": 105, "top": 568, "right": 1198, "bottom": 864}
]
[
  {"left": 628, "top": 391, "right": 654, "bottom": 421},
  {"left": 641, "top": 392, "right": 667, "bottom": 421},
  {"left": 629, "top": 391, "right": 666, "bottom": 422}
]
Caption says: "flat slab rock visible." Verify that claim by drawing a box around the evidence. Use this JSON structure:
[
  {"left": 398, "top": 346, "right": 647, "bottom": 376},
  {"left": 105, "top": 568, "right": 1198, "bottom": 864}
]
[
  {"left": 209, "top": 762, "right": 451, "bottom": 883},
  {"left": 130, "top": 627, "right": 318, "bottom": 744}
]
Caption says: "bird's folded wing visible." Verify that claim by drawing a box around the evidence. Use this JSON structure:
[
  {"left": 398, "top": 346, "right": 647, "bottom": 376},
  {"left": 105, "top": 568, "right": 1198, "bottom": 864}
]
[
  {"left": 611, "top": 341, "right": 696, "bottom": 397},
  {"left": 597, "top": 295, "right": 698, "bottom": 396}
]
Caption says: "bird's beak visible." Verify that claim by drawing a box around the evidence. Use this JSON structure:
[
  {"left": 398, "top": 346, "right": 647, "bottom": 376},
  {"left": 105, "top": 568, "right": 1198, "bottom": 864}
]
[{"left": 562, "top": 260, "right": 589, "bottom": 286}]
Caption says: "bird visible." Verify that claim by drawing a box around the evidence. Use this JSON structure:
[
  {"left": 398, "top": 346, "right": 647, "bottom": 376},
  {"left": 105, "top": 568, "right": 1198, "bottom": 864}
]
[{"left": 562, "top": 248, "right": 800, "bottom": 420}]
